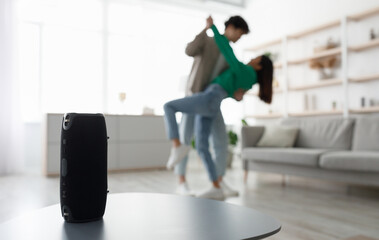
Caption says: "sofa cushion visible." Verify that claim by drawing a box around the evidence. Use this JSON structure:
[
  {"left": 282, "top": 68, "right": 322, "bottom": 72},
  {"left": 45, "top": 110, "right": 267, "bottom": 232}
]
[
  {"left": 352, "top": 116, "right": 379, "bottom": 151},
  {"left": 241, "top": 126, "right": 265, "bottom": 148},
  {"left": 320, "top": 151, "right": 379, "bottom": 172},
  {"left": 281, "top": 117, "right": 354, "bottom": 150},
  {"left": 242, "top": 148, "right": 331, "bottom": 167},
  {"left": 256, "top": 125, "right": 299, "bottom": 148}
]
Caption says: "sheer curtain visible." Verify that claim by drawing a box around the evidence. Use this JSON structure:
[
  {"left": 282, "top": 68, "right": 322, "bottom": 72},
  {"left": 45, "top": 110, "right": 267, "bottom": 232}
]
[{"left": 0, "top": 0, "right": 24, "bottom": 175}]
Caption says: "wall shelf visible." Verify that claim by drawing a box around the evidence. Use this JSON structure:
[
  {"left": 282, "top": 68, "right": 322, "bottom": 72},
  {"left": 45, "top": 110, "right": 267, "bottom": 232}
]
[
  {"left": 245, "top": 89, "right": 256, "bottom": 96},
  {"left": 349, "top": 106, "right": 379, "bottom": 114},
  {"left": 289, "top": 78, "right": 342, "bottom": 91},
  {"left": 274, "top": 62, "right": 283, "bottom": 69},
  {"left": 247, "top": 87, "right": 283, "bottom": 96},
  {"left": 273, "top": 88, "right": 283, "bottom": 94},
  {"left": 246, "top": 92, "right": 258, "bottom": 97},
  {"left": 348, "top": 38, "right": 379, "bottom": 52},
  {"left": 347, "top": 7, "right": 379, "bottom": 21},
  {"left": 288, "top": 47, "right": 341, "bottom": 65},
  {"left": 287, "top": 20, "right": 340, "bottom": 39},
  {"left": 245, "top": 113, "right": 283, "bottom": 119},
  {"left": 349, "top": 73, "right": 379, "bottom": 83},
  {"left": 288, "top": 110, "right": 343, "bottom": 117},
  {"left": 245, "top": 38, "right": 282, "bottom": 51},
  {"left": 246, "top": 19, "right": 341, "bottom": 50}
]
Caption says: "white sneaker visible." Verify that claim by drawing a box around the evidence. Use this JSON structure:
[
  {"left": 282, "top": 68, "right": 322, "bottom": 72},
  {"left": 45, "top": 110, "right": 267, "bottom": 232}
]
[
  {"left": 166, "top": 145, "right": 191, "bottom": 170},
  {"left": 220, "top": 181, "right": 239, "bottom": 197},
  {"left": 197, "top": 187, "right": 225, "bottom": 201},
  {"left": 176, "top": 182, "right": 193, "bottom": 196}
]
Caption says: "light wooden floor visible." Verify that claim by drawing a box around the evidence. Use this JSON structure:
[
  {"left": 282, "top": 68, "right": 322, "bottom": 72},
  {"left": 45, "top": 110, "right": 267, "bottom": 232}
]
[{"left": 0, "top": 159, "right": 378, "bottom": 240}]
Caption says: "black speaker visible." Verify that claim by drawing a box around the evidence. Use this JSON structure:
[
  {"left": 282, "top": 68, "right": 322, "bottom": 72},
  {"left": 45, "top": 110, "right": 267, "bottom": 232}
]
[{"left": 60, "top": 113, "right": 108, "bottom": 223}]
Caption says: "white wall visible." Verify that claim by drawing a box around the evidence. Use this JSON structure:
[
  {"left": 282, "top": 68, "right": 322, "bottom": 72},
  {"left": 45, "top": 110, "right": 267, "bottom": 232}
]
[{"left": 240, "top": 0, "right": 379, "bottom": 46}]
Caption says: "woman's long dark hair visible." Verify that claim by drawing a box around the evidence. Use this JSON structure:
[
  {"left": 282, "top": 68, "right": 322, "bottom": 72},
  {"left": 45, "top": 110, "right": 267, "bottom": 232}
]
[{"left": 257, "top": 55, "right": 273, "bottom": 104}]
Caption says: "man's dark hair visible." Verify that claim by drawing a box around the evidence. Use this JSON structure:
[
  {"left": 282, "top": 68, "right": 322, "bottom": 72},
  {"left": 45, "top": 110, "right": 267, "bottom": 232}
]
[{"left": 224, "top": 16, "right": 250, "bottom": 34}]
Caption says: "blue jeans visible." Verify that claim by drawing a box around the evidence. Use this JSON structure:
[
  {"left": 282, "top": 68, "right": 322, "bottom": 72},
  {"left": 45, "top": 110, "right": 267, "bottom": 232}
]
[
  {"left": 175, "top": 112, "right": 228, "bottom": 178},
  {"left": 164, "top": 84, "right": 228, "bottom": 181}
]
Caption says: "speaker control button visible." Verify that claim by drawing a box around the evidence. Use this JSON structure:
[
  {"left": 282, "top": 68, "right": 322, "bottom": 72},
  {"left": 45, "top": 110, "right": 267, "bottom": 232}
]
[{"left": 61, "top": 158, "right": 67, "bottom": 177}]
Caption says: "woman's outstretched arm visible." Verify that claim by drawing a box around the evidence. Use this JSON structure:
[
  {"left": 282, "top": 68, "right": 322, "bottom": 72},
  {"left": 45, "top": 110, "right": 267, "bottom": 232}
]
[{"left": 208, "top": 17, "right": 240, "bottom": 70}]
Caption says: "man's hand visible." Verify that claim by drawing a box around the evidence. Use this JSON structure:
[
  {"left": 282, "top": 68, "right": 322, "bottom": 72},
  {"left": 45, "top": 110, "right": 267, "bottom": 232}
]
[
  {"left": 234, "top": 89, "right": 246, "bottom": 101},
  {"left": 206, "top": 16, "right": 213, "bottom": 29}
]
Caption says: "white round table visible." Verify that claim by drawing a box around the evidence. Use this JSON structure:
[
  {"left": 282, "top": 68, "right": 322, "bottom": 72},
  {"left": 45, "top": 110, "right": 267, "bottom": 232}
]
[{"left": 0, "top": 193, "right": 281, "bottom": 240}]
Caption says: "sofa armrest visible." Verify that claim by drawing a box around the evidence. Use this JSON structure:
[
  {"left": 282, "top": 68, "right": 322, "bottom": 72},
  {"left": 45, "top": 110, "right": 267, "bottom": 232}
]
[{"left": 241, "top": 126, "right": 265, "bottom": 148}]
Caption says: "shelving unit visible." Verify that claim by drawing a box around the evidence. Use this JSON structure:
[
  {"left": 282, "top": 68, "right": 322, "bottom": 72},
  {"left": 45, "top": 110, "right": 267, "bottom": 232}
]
[
  {"left": 289, "top": 78, "right": 342, "bottom": 91},
  {"left": 288, "top": 47, "right": 341, "bottom": 65},
  {"left": 348, "top": 38, "right": 379, "bottom": 52},
  {"left": 347, "top": 7, "right": 379, "bottom": 21},
  {"left": 273, "top": 88, "right": 283, "bottom": 94},
  {"left": 349, "top": 73, "right": 379, "bottom": 83},
  {"left": 246, "top": 87, "right": 283, "bottom": 96},
  {"left": 242, "top": 6, "right": 379, "bottom": 120},
  {"left": 244, "top": 38, "right": 282, "bottom": 51},
  {"left": 349, "top": 106, "right": 379, "bottom": 114},
  {"left": 288, "top": 110, "right": 343, "bottom": 117},
  {"left": 287, "top": 20, "right": 340, "bottom": 39},
  {"left": 245, "top": 113, "right": 283, "bottom": 119},
  {"left": 273, "top": 62, "right": 283, "bottom": 69}
]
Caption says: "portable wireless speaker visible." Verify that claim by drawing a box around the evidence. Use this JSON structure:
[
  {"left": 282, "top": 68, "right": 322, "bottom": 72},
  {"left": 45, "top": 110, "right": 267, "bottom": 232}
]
[{"left": 60, "top": 113, "right": 108, "bottom": 223}]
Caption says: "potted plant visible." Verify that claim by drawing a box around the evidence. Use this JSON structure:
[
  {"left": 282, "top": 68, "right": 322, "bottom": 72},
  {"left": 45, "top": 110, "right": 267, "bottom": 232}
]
[
  {"left": 191, "top": 120, "right": 247, "bottom": 168},
  {"left": 191, "top": 128, "right": 238, "bottom": 168},
  {"left": 227, "top": 129, "right": 238, "bottom": 168},
  {"left": 226, "top": 119, "right": 251, "bottom": 168}
]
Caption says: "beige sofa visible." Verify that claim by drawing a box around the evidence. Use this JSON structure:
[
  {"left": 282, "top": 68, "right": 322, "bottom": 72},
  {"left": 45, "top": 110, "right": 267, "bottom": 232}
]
[{"left": 241, "top": 116, "right": 379, "bottom": 187}]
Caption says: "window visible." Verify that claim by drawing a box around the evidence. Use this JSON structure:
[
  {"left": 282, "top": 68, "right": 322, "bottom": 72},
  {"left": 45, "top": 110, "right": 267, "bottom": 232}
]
[
  {"left": 18, "top": 23, "right": 41, "bottom": 122},
  {"left": 16, "top": 0, "right": 238, "bottom": 122}
]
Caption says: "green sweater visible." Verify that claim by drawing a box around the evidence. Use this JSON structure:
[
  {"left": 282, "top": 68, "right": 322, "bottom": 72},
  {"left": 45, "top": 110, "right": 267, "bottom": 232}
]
[{"left": 210, "top": 25, "right": 257, "bottom": 98}]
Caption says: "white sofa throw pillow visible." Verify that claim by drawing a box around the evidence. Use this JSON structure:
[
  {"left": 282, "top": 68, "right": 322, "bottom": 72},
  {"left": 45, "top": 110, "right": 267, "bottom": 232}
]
[{"left": 256, "top": 125, "right": 299, "bottom": 148}]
